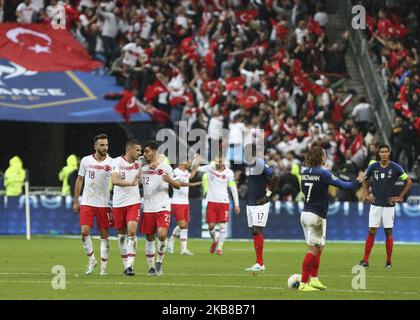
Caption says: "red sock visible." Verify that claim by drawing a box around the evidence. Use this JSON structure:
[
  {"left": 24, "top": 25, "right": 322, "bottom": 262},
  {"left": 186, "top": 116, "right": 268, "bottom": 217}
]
[
  {"left": 386, "top": 236, "right": 393, "bottom": 263},
  {"left": 301, "top": 252, "right": 316, "bottom": 283},
  {"left": 364, "top": 234, "right": 375, "bottom": 262},
  {"left": 253, "top": 233, "right": 264, "bottom": 266},
  {"left": 311, "top": 251, "right": 322, "bottom": 277}
]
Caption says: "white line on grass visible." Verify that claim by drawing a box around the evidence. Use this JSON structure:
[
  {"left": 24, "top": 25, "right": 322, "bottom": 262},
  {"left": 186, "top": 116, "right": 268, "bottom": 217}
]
[
  {"left": 0, "top": 279, "right": 418, "bottom": 296},
  {"left": 2, "top": 272, "right": 420, "bottom": 280}
]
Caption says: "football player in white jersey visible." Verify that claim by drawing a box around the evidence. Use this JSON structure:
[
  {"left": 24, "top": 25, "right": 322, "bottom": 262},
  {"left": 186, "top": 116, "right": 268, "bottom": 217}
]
[
  {"left": 167, "top": 159, "right": 201, "bottom": 255},
  {"left": 73, "top": 134, "right": 114, "bottom": 275},
  {"left": 140, "top": 141, "right": 181, "bottom": 276},
  {"left": 197, "top": 155, "right": 240, "bottom": 255},
  {"left": 111, "top": 139, "right": 142, "bottom": 276}
]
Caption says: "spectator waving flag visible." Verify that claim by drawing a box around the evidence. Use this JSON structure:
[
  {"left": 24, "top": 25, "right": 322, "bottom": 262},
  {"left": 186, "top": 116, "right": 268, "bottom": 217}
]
[
  {"left": 144, "top": 80, "right": 168, "bottom": 102},
  {"left": 237, "top": 88, "right": 264, "bottom": 109},
  {"left": 235, "top": 10, "right": 259, "bottom": 24},
  {"left": 0, "top": 23, "right": 102, "bottom": 72},
  {"left": 114, "top": 90, "right": 143, "bottom": 123},
  {"left": 270, "top": 19, "right": 289, "bottom": 39}
]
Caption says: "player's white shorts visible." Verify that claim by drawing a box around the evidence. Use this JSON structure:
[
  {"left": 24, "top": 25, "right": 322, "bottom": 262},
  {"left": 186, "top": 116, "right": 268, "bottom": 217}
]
[
  {"left": 246, "top": 202, "right": 270, "bottom": 228},
  {"left": 300, "top": 211, "right": 326, "bottom": 246},
  {"left": 369, "top": 205, "right": 395, "bottom": 228}
]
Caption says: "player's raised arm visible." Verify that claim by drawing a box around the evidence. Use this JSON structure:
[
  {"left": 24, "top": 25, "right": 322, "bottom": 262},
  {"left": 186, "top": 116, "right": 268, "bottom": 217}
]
[{"left": 321, "top": 169, "right": 362, "bottom": 190}]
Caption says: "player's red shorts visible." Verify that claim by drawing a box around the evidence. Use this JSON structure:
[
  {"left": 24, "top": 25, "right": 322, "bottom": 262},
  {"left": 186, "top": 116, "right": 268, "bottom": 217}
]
[
  {"left": 79, "top": 205, "right": 114, "bottom": 229},
  {"left": 113, "top": 203, "right": 141, "bottom": 229},
  {"left": 206, "top": 202, "right": 230, "bottom": 223},
  {"left": 140, "top": 211, "right": 171, "bottom": 235},
  {"left": 171, "top": 204, "right": 190, "bottom": 223}
]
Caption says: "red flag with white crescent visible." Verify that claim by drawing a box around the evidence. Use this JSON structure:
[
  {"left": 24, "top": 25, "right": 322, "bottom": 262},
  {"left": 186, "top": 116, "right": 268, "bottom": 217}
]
[{"left": 0, "top": 23, "right": 102, "bottom": 72}]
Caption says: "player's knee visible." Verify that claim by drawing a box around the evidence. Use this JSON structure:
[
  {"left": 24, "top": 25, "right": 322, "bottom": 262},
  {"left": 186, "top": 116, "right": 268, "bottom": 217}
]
[
  {"left": 251, "top": 226, "right": 261, "bottom": 236},
  {"left": 368, "top": 228, "right": 377, "bottom": 236},
  {"left": 99, "top": 229, "right": 108, "bottom": 238},
  {"left": 146, "top": 234, "right": 155, "bottom": 241},
  {"left": 81, "top": 227, "right": 90, "bottom": 237},
  {"left": 179, "top": 221, "right": 187, "bottom": 229},
  {"left": 384, "top": 228, "right": 393, "bottom": 237}
]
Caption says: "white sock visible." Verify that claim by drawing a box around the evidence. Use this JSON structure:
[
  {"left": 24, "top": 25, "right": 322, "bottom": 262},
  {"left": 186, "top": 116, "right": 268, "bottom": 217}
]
[
  {"left": 118, "top": 234, "right": 130, "bottom": 269},
  {"left": 127, "top": 236, "right": 137, "bottom": 267},
  {"left": 180, "top": 229, "right": 188, "bottom": 252},
  {"left": 217, "top": 224, "right": 227, "bottom": 250},
  {"left": 100, "top": 238, "right": 109, "bottom": 271},
  {"left": 209, "top": 229, "right": 217, "bottom": 242},
  {"left": 156, "top": 240, "right": 167, "bottom": 263},
  {"left": 169, "top": 225, "right": 181, "bottom": 246},
  {"left": 82, "top": 236, "right": 95, "bottom": 262},
  {"left": 145, "top": 240, "right": 156, "bottom": 269}
]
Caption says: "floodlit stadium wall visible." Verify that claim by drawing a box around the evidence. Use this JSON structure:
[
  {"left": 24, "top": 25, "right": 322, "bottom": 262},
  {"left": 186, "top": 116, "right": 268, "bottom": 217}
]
[{"left": 1, "top": 196, "right": 419, "bottom": 242}]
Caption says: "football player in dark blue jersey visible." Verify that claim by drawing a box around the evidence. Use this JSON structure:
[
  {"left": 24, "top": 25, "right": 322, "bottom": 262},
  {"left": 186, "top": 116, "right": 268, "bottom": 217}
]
[
  {"left": 298, "top": 146, "right": 364, "bottom": 291},
  {"left": 359, "top": 144, "right": 413, "bottom": 268},
  {"left": 244, "top": 158, "right": 279, "bottom": 272}
]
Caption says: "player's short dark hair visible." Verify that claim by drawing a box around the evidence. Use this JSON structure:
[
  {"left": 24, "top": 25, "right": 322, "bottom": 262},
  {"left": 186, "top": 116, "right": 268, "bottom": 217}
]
[
  {"left": 143, "top": 141, "right": 159, "bottom": 151},
  {"left": 125, "top": 138, "right": 141, "bottom": 149},
  {"left": 378, "top": 144, "right": 390, "bottom": 152},
  {"left": 305, "top": 146, "right": 325, "bottom": 167},
  {"left": 93, "top": 133, "right": 108, "bottom": 144}
]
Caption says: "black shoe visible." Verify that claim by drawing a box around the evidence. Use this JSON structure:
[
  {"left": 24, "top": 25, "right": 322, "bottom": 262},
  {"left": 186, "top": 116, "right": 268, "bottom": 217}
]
[
  {"left": 147, "top": 267, "right": 156, "bottom": 276},
  {"left": 385, "top": 261, "right": 392, "bottom": 268},
  {"left": 125, "top": 266, "right": 135, "bottom": 276},
  {"left": 122, "top": 268, "right": 128, "bottom": 276},
  {"left": 359, "top": 260, "right": 369, "bottom": 267}
]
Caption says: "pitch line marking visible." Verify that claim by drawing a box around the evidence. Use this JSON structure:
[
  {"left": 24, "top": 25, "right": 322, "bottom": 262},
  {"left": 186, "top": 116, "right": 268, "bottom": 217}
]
[{"left": 0, "top": 279, "right": 418, "bottom": 296}]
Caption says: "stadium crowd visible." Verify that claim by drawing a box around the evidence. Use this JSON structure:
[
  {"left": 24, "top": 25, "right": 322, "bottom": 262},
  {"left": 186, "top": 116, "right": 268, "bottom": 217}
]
[{"left": 1, "top": 0, "right": 418, "bottom": 201}]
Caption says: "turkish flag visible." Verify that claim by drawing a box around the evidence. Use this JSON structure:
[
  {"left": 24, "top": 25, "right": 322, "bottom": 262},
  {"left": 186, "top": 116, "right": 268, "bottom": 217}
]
[
  {"left": 114, "top": 90, "right": 143, "bottom": 123},
  {"left": 237, "top": 88, "right": 264, "bottom": 109},
  {"left": 225, "top": 76, "right": 244, "bottom": 92},
  {"left": 0, "top": 23, "right": 102, "bottom": 72},
  {"left": 144, "top": 80, "right": 168, "bottom": 102},
  {"left": 235, "top": 10, "right": 259, "bottom": 24}
]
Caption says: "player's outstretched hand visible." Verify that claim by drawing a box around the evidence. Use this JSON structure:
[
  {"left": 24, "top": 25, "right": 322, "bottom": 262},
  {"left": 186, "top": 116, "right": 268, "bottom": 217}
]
[
  {"left": 72, "top": 201, "right": 79, "bottom": 214},
  {"left": 388, "top": 196, "right": 403, "bottom": 205},
  {"left": 235, "top": 206, "right": 240, "bottom": 215},
  {"left": 366, "top": 193, "right": 376, "bottom": 203},
  {"left": 356, "top": 171, "right": 365, "bottom": 183},
  {"left": 162, "top": 174, "right": 171, "bottom": 183},
  {"left": 256, "top": 196, "right": 270, "bottom": 205}
]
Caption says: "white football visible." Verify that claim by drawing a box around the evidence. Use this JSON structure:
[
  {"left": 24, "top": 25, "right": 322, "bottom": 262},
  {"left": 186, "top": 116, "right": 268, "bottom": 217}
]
[{"left": 287, "top": 274, "right": 301, "bottom": 289}]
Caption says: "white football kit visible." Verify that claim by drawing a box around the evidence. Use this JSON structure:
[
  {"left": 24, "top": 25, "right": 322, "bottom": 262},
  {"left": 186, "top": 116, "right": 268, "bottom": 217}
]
[
  {"left": 78, "top": 154, "right": 113, "bottom": 207},
  {"left": 111, "top": 156, "right": 141, "bottom": 208}
]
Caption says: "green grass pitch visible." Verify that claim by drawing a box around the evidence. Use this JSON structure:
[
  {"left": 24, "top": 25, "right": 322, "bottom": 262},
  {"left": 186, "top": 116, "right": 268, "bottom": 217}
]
[{"left": 0, "top": 236, "right": 419, "bottom": 300}]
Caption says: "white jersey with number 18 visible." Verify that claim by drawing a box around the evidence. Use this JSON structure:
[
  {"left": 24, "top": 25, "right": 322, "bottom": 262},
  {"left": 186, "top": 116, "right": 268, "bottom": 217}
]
[{"left": 78, "top": 154, "right": 113, "bottom": 207}]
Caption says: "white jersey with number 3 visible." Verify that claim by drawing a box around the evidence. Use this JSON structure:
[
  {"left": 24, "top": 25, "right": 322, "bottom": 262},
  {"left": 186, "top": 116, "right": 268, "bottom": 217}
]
[
  {"left": 78, "top": 154, "right": 113, "bottom": 207},
  {"left": 111, "top": 156, "right": 141, "bottom": 208},
  {"left": 198, "top": 165, "right": 235, "bottom": 204},
  {"left": 141, "top": 162, "right": 174, "bottom": 212},
  {"left": 171, "top": 167, "right": 190, "bottom": 205}
]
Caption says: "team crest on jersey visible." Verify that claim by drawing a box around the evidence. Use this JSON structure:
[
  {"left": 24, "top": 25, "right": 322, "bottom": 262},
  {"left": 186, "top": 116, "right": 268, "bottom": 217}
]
[
  {"left": 104, "top": 165, "right": 111, "bottom": 171},
  {"left": 133, "top": 163, "right": 140, "bottom": 169},
  {"left": 380, "top": 173, "right": 385, "bottom": 179},
  {"left": 156, "top": 169, "right": 164, "bottom": 175}
]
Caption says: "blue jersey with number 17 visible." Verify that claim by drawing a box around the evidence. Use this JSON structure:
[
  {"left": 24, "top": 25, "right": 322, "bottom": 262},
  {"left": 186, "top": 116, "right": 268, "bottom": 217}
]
[{"left": 301, "top": 167, "right": 360, "bottom": 219}]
